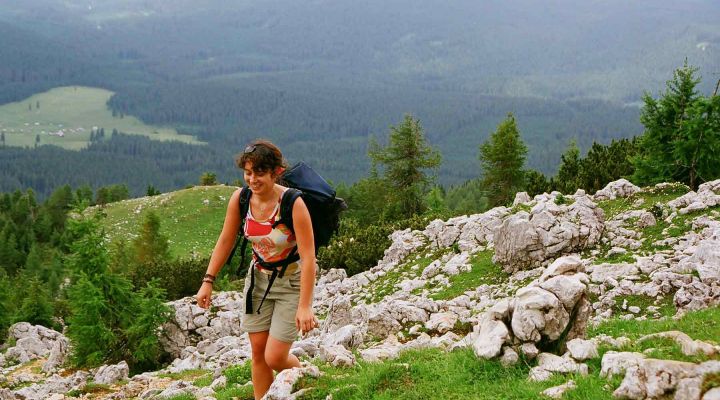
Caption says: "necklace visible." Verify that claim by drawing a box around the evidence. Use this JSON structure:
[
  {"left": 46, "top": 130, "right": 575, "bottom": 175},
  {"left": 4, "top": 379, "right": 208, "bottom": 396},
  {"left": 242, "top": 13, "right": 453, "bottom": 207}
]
[{"left": 254, "top": 190, "right": 280, "bottom": 220}]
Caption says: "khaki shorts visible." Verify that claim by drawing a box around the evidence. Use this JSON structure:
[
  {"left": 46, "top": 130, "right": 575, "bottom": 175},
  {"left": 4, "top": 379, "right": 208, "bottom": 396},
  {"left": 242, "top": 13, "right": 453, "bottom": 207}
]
[{"left": 241, "top": 265, "right": 301, "bottom": 343}]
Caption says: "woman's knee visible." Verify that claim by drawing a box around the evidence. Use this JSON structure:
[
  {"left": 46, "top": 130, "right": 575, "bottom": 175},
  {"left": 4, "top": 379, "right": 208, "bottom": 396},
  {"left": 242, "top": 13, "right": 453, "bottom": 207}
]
[
  {"left": 249, "top": 331, "right": 269, "bottom": 362},
  {"left": 264, "top": 351, "right": 284, "bottom": 371}
]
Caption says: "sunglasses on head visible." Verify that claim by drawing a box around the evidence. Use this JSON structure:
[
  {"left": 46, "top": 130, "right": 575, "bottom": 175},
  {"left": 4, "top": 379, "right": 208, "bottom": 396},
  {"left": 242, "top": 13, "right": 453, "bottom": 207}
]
[{"left": 244, "top": 144, "right": 258, "bottom": 154}]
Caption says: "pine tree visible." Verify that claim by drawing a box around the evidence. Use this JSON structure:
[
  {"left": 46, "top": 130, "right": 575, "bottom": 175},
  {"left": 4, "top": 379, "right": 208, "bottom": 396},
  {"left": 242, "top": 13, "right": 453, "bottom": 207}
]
[
  {"left": 633, "top": 62, "right": 701, "bottom": 186},
  {"left": 199, "top": 172, "right": 218, "bottom": 185},
  {"left": 146, "top": 185, "right": 161, "bottom": 196},
  {"left": 369, "top": 114, "right": 441, "bottom": 218},
  {"left": 445, "top": 178, "right": 489, "bottom": 214},
  {"left": 579, "top": 138, "right": 638, "bottom": 194},
  {"left": 424, "top": 186, "right": 448, "bottom": 214},
  {"left": 479, "top": 113, "right": 528, "bottom": 207},
  {"left": 556, "top": 139, "right": 581, "bottom": 194},
  {"left": 66, "top": 275, "right": 116, "bottom": 366},
  {"left": 124, "top": 279, "right": 171, "bottom": 371},
  {"left": 525, "top": 170, "right": 550, "bottom": 197},
  {"left": 0, "top": 270, "right": 11, "bottom": 338},
  {"left": 75, "top": 185, "right": 94, "bottom": 207},
  {"left": 673, "top": 95, "right": 720, "bottom": 189},
  {"left": 16, "top": 275, "right": 55, "bottom": 328},
  {"left": 132, "top": 211, "right": 170, "bottom": 265}
]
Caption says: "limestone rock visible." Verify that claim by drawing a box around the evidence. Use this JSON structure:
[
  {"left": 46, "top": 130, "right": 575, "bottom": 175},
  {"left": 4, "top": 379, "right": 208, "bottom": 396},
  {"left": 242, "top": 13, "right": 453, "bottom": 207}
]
[
  {"left": 319, "top": 345, "right": 356, "bottom": 367},
  {"left": 500, "top": 346, "right": 519, "bottom": 367},
  {"left": 541, "top": 380, "right": 576, "bottom": 399},
  {"left": 511, "top": 287, "right": 569, "bottom": 342},
  {"left": 94, "top": 361, "right": 129, "bottom": 385},
  {"left": 600, "top": 351, "right": 646, "bottom": 378},
  {"left": 425, "top": 312, "right": 458, "bottom": 334},
  {"left": 566, "top": 338, "right": 598, "bottom": 361},
  {"left": 593, "top": 179, "right": 641, "bottom": 201},
  {"left": 513, "top": 192, "right": 532, "bottom": 206},
  {"left": 637, "top": 331, "right": 717, "bottom": 357},
  {"left": 262, "top": 364, "right": 321, "bottom": 400},
  {"left": 493, "top": 195, "right": 603, "bottom": 272},
  {"left": 472, "top": 317, "right": 509, "bottom": 359}
]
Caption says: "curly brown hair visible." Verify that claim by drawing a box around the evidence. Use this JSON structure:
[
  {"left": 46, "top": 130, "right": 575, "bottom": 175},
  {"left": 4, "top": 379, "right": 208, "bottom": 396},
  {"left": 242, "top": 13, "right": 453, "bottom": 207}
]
[{"left": 235, "top": 139, "right": 288, "bottom": 176}]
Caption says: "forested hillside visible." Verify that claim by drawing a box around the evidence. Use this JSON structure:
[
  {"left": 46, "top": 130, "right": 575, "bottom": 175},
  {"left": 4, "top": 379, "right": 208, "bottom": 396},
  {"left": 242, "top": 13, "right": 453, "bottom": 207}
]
[{"left": 0, "top": 0, "right": 718, "bottom": 198}]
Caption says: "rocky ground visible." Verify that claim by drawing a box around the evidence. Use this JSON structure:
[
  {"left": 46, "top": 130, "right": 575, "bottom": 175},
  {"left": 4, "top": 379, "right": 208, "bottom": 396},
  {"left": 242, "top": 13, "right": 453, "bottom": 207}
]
[{"left": 2, "top": 179, "right": 720, "bottom": 399}]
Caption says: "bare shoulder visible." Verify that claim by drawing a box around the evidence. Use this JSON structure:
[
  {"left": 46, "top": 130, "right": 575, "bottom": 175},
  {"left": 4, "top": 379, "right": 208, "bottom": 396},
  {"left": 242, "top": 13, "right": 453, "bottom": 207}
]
[
  {"left": 228, "top": 188, "right": 243, "bottom": 210},
  {"left": 291, "top": 194, "right": 310, "bottom": 216}
]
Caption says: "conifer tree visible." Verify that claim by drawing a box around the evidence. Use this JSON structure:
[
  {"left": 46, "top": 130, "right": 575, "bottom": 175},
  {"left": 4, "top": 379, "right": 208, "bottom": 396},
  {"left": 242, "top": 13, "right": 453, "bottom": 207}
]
[
  {"left": 424, "top": 186, "right": 448, "bottom": 215},
  {"left": 633, "top": 62, "right": 701, "bottom": 187},
  {"left": 67, "top": 275, "right": 115, "bottom": 366},
  {"left": 445, "top": 178, "right": 489, "bottom": 214},
  {"left": 556, "top": 139, "right": 582, "bottom": 194},
  {"left": 125, "top": 280, "right": 172, "bottom": 371},
  {"left": 673, "top": 95, "right": 720, "bottom": 189},
  {"left": 369, "top": 114, "right": 441, "bottom": 218},
  {"left": 132, "top": 211, "right": 170, "bottom": 265},
  {"left": 65, "top": 215, "right": 170, "bottom": 369},
  {"left": 200, "top": 172, "right": 218, "bottom": 186},
  {"left": 525, "top": 170, "right": 550, "bottom": 197},
  {"left": 0, "top": 270, "right": 11, "bottom": 337},
  {"left": 578, "top": 138, "right": 637, "bottom": 193},
  {"left": 16, "top": 275, "right": 55, "bottom": 328},
  {"left": 479, "top": 113, "right": 528, "bottom": 207}
]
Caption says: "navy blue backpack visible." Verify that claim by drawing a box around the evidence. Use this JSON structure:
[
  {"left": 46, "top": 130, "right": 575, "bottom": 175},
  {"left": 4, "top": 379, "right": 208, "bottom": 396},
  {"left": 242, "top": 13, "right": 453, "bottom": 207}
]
[{"left": 224, "top": 162, "right": 347, "bottom": 314}]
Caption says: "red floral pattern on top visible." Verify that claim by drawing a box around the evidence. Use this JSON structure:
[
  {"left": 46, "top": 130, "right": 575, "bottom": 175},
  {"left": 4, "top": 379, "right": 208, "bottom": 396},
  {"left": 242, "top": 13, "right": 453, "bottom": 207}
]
[{"left": 244, "top": 192, "right": 297, "bottom": 264}]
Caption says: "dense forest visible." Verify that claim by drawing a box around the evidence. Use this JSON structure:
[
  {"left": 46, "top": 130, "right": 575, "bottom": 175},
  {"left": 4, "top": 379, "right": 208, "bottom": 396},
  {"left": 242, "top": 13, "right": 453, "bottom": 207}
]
[{"left": 2, "top": 1, "right": 719, "bottom": 198}]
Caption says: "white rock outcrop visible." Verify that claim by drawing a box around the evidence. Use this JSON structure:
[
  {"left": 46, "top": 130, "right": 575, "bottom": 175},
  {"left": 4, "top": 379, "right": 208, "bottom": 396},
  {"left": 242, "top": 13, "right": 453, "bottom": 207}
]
[{"left": 493, "top": 196, "right": 604, "bottom": 272}]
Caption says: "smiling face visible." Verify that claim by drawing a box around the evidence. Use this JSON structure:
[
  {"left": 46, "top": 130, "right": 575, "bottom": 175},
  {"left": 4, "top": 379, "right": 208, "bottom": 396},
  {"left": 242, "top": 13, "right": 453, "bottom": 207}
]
[
  {"left": 243, "top": 161, "right": 280, "bottom": 195},
  {"left": 235, "top": 140, "right": 288, "bottom": 195}
]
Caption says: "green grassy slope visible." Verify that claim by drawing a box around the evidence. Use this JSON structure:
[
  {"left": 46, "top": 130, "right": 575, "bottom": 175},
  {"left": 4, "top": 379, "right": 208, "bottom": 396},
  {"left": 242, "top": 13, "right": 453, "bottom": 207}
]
[
  {"left": 90, "top": 185, "right": 237, "bottom": 259},
  {"left": 0, "top": 86, "right": 203, "bottom": 150}
]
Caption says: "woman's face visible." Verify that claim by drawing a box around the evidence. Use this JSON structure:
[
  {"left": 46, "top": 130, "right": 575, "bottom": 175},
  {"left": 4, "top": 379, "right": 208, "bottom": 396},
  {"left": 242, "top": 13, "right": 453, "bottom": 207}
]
[{"left": 243, "top": 162, "right": 277, "bottom": 195}]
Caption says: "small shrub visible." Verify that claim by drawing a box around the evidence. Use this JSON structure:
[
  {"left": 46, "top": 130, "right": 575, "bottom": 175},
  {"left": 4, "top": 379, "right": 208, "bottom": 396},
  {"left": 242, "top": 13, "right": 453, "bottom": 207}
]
[{"left": 224, "top": 360, "right": 252, "bottom": 385}]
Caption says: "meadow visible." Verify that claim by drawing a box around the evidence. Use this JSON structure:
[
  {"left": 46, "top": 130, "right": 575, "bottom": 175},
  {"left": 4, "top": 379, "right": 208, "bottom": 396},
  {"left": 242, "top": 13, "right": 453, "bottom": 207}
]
[{"left": 0, "top": 86, "right": 203, "bottom": 150}]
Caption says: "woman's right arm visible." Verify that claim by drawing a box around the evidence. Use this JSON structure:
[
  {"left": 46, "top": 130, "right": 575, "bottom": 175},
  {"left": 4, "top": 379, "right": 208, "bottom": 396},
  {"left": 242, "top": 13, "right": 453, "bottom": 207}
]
[{"left": 196, "top": 188, "right": 243, "bottom": 308}]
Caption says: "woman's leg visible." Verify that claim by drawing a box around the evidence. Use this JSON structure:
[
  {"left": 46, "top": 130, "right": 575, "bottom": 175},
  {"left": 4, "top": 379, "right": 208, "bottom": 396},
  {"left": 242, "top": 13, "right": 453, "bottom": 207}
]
[
  {"left": 264, "top": 335, "right": 301, "bottom": 372},
  {"left": 248, "top": 331, "right": 274, "bottom": 400}
]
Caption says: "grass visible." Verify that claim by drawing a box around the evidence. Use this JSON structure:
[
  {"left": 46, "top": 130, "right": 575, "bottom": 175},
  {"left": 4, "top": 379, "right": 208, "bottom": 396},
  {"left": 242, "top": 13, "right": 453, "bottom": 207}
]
[
  {"left": 703, "top": 373, "right": 720, "bottom": 394},
  {"left": 634, "top": 337, "right": 719, "bottom": 363},
  {"left": 215, "top": 384, "right": 255, "bottom": 400},
  {"left": 158, "top": 368, "right": 209, "bottom": 381},
  {"left": 610, "top": 294, "right": 676, "bottom": 318},
  {"left": 165, "top": 394, "right": 197, "bottom": 400},
  {"left": 193, "top": 374, "right": 214, "bottom": 387},
  {"left": 589, "top": 305, "right": 720, "bottom": 342},
  {"left": 364, "top": 246, "right": 444, "bottom": 304},
  {"left": 0, "top": 86, "right": 203, "bottom": 150},
  {"left": 596, "top": 183, "right": 688, "bottom": 221},
  {"left": 66, "top": 382, "right": 112, "bottom": 397},
  {"left": 90, "top": 185, "right": 238, "bottom": 259},
  {"left": 224, "top": 360, "right": 253, "bottom": 385},
  {"left": 429, "top": 250, "right": 504, "bottom": 301},
  {"left": 294, "top": 348, "right": 616, "bottom": 400}
]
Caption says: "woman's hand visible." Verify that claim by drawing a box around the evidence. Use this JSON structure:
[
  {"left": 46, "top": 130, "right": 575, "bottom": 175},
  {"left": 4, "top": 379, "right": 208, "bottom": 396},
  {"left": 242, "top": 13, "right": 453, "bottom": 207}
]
[
  {"left": 196, "top": 282, "right": 213, "bottom": 309},
  {"left": 296, "top": 306, "right": 319, "bottom": 335}
]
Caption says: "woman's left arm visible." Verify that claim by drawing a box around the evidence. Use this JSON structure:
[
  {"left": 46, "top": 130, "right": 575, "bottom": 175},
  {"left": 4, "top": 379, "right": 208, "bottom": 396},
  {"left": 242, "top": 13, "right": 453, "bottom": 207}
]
[{"left": 292, "top": 196, "right": 318, "bottom": 334}]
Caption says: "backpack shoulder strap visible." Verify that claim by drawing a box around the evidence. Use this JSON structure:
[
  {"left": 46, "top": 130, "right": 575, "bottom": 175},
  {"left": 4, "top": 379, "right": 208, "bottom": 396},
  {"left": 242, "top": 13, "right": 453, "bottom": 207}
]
[
  {"left": 239, "top": 186, "right": 252, "bottom": 218},
  {"left": 225, "top": 186, "right": 252, "bottom": 274},
  {"left": 273, "top": 188, "right": 301, "bottom": 233}
]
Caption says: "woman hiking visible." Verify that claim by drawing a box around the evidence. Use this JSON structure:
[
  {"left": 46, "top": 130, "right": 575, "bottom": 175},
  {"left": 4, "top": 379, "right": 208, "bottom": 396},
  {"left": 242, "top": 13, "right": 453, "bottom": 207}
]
[{"left": 196, "top": 139, "right": 319, "bottom": 399}]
